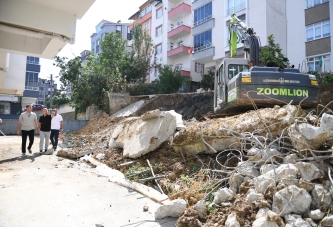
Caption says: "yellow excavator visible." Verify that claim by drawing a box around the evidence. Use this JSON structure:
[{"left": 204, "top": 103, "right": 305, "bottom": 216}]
[{"left": 214, "top": 14, "right": 319, "bottom": 114}]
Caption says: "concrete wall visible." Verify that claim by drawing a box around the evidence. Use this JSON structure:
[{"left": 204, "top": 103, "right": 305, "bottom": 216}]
[
  {"left": 0, "top": 119, "right": 88, "bottom": 135},
  {"left": 2, "top": 53, "right": 25, "bottom": 95}
]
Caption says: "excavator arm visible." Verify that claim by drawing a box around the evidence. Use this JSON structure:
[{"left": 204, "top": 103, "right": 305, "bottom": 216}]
[{"left": 229, "top": 14, "right": 261, "bottom": 66}]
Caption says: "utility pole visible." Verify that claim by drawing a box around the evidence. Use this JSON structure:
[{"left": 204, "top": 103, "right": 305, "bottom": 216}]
[{"left": 50, "top": 74, "right": 53, "bottom": 108}]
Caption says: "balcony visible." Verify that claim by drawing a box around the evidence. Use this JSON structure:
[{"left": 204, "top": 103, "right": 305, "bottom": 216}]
[
  {"left": 168, "top": 3, "right": 191, "bottom": 20},
  {"left": 168, "top": 24, "right": 191, "bottom": 39},
  {"left": 167, "top": 44, "right": 192, "bottom": 58},
  {"left": 192, "top": 17, "right": 214, "bottom": 35},
  {"left": 192, "top": 44, "right": 215, "bottom": 64},
  {"left": 180, "top": 69, "right": 191, "bottom": 77}
]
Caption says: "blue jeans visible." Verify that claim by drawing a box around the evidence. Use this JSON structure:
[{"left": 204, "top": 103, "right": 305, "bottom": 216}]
[{"left": 50, "top": 129, "right": 59, "bottom": 149}]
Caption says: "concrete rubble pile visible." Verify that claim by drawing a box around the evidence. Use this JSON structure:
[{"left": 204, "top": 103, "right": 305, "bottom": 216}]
[
  {"left": 172, "top": 106, "right": 333, "bottom": 227},
  {"left": 56, "top": 104, "right": 333, "bottom": 226}
]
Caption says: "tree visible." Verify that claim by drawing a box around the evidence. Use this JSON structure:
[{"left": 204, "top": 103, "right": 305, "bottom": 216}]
[
  {"left": 200, "top": 70, "right": 214, "bottom": 90},
  {"left": 45, "top": 91, "right": 70, "bottom": 108},
  {"left": 156, "top": 65, "right": 187, "bottom": 94},
  {"left": 123, "top": 23, "right": 153, "bottom": 83},
  {"left": 99, "top": 32, "right": 128, "bottom": 92},
  {"left": 261, "top": 34, "right": 289, "bottom": 67}
]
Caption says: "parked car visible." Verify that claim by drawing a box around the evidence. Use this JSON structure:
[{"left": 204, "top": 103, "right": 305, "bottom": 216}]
[
  {"left": 24, "top": 104, "right": 46, "bottom": 111},
  {"left": 32, "top": 104, "right": 46, "bottom": 110}
]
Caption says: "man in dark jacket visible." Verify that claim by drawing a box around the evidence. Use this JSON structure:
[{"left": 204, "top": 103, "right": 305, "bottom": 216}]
[{"left": 38, "top": 108, "right": 52, "bottom": 152}]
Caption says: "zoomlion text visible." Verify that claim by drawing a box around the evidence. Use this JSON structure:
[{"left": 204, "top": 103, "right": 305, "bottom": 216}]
[{"left": 257, "top": 88, "right": 308, "bottom": 97}]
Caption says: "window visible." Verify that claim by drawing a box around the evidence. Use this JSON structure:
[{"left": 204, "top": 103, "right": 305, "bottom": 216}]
[
  {"left": 228, "top": 64, "right": 249, "bottom": 79},
  {"left": 194, "top": 29, "right": 212, "bottom": 52},
  {"left": 0, "top": 102, "right": 10, "bottom": 114},
  {"left": 195, "top": 62, "right": 204, "bottom": 73},
  {"left": 156, "top": 44, "right": 162, "bottom": 55},
  {"left": 194, "top": 2, "right": 212, "bottom": 26},
  {"left": 156, "top": 25, "right": 162, "bottom": 37},
  {"left": 96, "top": 39, "right": 100, "bottom": 52},
  {"left": 307, "top": 54, "right": 330, "bottom": 72},
  {"left": 140, "top": 5, "right": 152, "bottom": 18},
  {"left": 25, "top": 71, "right": 39, "bottom": 90},
  {"left": 144, "top": 21, "right": 150, "bottom": 31},
  {"left": 306, "top": 20, "right": 330, "bottom": 41},
  {"left": 306, "top": 0, "right": 328, "bottom": 8},
  {"left": 27, "top": 56, "right": 39, "bottom": 64},
  {"left": 116, "top": 25, "right": 122, "bottom": 33},
  {"left": 156, "top": 7, "right": 163, "bottom": 18},
  {"left": 227, "top": 0, "right": 246, "bottom": 15}
]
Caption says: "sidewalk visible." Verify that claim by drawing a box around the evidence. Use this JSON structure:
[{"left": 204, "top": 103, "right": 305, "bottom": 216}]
[{"left": 0, "top": 136, "right": 176, "bottom": 227}]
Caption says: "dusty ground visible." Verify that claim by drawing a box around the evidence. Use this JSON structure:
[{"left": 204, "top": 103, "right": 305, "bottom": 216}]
[{"left": 0, "top": 136, "right": 177, "bottom": 227}]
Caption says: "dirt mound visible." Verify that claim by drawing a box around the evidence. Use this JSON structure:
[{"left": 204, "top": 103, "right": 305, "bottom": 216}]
[
  {"left": 318, "top": 84, "right": 333, "bottom": 112},
  {"left": 135, "top": 92, "right": 214, "bottom": 120}
]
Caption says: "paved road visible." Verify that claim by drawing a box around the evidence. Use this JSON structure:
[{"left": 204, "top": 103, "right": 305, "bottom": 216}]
[{"left": 0, "top": 136, "right": 177, "bottom": 227}]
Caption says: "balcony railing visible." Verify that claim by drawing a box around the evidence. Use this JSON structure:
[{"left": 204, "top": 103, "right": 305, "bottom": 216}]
[
  {"left": 194, "top": 42, "right": 212, "bottom": 52},
  {"left": 227, "top": 2, "right": 246, "bottom": 15},
  {"left": 169, "top": 22, "right": 191, "bottom": 32},
  {"left": 168, "top": 43, "right": 190, "bottom": 51},
  {"left": 193, "top": 15, "right": 213, "bottom": 27}
]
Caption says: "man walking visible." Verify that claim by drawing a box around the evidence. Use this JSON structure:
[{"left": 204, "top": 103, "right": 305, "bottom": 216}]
[
  {"left": 38, "top": 108, "right": 51, "bottom": 152},
  {"left": 17, "top": 104, "right": 39, "bottom": 155},
  {"left": 50, "top": 109, "right": 63, "bottom": 151}
]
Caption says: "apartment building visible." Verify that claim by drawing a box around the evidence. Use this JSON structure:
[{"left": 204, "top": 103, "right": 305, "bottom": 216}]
[
  {"left": 130, "top": 0, "right": 201, "bottom": 87},
  {"left": 287, "top": 0, "right": 332, "bottom": 73},
  {"left": 91, "top": 20, "right": 131, "bottom": 54},
  {"left": 38, "top": 78, "right": 58, "bottom": 104}
]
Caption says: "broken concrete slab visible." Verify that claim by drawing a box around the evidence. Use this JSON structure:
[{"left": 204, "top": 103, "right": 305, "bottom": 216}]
[
  {"left": 168, "top": 110, "right": 185, "bottom": 131},
  {"left": 109, "top": 110, "right": 177, "bottom": 158},
  {"left": 284, "top": 154, "right": 298, "bottom": 164},
  {"left": 295, "top": 162, "right": 323, "bottom": 181},
  {"left": 155, "top": 199, "right": 186, "bottom": 219},
  {"left": 288, "top": 123, "right": 328, "bottom": 150},
  {"left": 273, "top": 185, "right": 312, "bottom": 216},
  {"left": 253, "top": 175, "right": 275, "bottom": 194},
  {"left": 111, "top": 100, "right": 145, "bottom": 118},
  {"left": 265, "top": 164, "right": 299, "bottom": 182},
  {"left": 172, "top": 105, "right": 302, "bottom": 154},
  {"left": 252, "top": 217, "right": 279, "bottom": 227},
  {"left": 57, "top": 148, "right": 95, "bottom": 159}
]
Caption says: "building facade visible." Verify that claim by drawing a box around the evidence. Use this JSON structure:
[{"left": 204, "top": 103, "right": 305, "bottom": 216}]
[
  {"left": 91, "top": 20, "right": 131, "bottom": 54},
  {"left": 129, "top": 0, "right": 333, "bottom": 87},
  {"left": 38, "top": 78, "right": 58, "bottom": 104}
]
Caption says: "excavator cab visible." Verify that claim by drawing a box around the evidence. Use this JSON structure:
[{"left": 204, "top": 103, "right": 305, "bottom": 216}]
[{"left": 214, "top": 58, "right": 319, "bottom": 115}]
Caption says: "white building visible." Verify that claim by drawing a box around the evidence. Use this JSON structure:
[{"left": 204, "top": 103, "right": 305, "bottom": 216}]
[{"left": 0, "top": 0, "right": 95, "bottom": 117}]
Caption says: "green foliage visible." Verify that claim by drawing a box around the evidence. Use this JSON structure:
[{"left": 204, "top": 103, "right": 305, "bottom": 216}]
[
  {"left": 127, "top": 81, "right": 161, "bottom": 96},
  {"left": 200, "top": 70, "right": 214, "bottom": 90},
  {"left": 156, "top": 65, "right": 187, "bottom": 94},
  {"left": 121, "top": 23, "right": 153, "bottom": 83},
  {"left": 44, "top": 91, "right": 70, "bottom": 108},
  {"left": 261, "top": 34, "right": 289, "bottom": 67},
  {"left": 307, "top": 71, "right": 333, "bottom": 84}
]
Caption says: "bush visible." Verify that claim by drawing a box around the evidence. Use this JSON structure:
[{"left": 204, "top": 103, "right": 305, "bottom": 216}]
[
  {"left": 307, "top": 71, "right": 333, "bottom": 84},
  {"left": 127, "top": 82, "right": 161, "bottom": 96}
]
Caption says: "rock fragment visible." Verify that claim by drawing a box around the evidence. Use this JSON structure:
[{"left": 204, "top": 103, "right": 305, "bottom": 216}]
[
  {"left": 213, "top": 188, "right": 235, "bottom": 205},
  {"left": 155, "top": 199, "right": 186, "bottom": 219},
  {"left": 272, "top": 185, "right": 312, "bottom": 216},
  {"left": 311, "top": 184, "right": 331, "bottom": 209},
  {"left": 225, "top": 213, "right": 241, "bottom": 227}
]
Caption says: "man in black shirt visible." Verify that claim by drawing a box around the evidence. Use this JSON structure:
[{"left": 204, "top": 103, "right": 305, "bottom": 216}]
[{"left": 38, "top": 108, "right": 52, "bottom": 152}]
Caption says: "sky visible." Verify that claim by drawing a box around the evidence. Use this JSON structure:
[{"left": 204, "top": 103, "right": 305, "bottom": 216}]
[{"left": 39, "top": 0, "right": 143, "bottom": 84}]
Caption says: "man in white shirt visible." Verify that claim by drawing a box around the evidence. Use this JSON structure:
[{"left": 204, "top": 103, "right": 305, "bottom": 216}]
[
  {"left": 17, "top": 104, "right": 39, "bottom": 155},
  {"left": 50, "top": 109, "right": 63, "bottom": 151}
]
